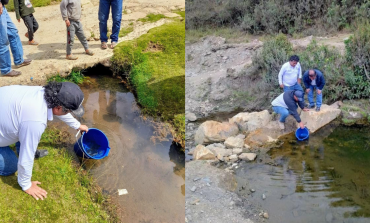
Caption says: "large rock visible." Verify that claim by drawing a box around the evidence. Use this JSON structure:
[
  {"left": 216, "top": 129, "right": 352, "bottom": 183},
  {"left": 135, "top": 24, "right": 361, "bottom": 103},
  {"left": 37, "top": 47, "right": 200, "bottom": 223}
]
[
  {"left": 193, "top": 145, "right": 215, "bottom": 160},
  {"left": 229, "top": 110, "right": 271, "bottom": 132},
  {"left": 206, "top": 144, "right": 232, "bottom": 158},
  {"left": 194, "top": 121, "right": 239, "bottom": 145},
  {"left": 239, "top": 153, "right": 257, "bottom": 161},
  {"left": 224, "top": 136, "right": 244, "bottom": 148},
  {"left": 300, "top": 104, "right": 341, "bottom": 132}
]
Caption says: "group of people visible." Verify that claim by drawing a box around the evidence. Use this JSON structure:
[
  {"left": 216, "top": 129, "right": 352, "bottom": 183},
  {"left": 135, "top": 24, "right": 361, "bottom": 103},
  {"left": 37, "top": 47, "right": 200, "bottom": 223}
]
[
  {"left": 0, "top": 0, "right": 123, "bottom": 76},
  {"left": 271, "top": 55, "right": 326, "bottom": 130}
]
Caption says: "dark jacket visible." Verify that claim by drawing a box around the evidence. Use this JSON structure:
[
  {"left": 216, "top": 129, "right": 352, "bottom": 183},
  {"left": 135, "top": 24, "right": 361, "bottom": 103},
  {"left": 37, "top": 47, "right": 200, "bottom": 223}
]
[
  {"left": 283, "top": 90, "right": 305, "bottom": 123},
  {"left": 303, "top": 69, "right": 326, "bottom": 90},
  {"left": 1, "top": 0, "right": 9, "bottom": 5},
  {"left": 14, "top": 0, "right": 35, "bottom": 20}
]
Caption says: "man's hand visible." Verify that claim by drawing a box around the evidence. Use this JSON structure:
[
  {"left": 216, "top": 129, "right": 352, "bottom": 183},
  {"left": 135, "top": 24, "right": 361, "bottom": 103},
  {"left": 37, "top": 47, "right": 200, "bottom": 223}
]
[
  {"left": 65, "top": 19, "right": 70, "bottom": 27},
  {"left": 317, "top": 89, "right": 322, "bottom": 94},
  {"left": 17, "top": 19, "right": 20, "bottom": 23},
  {"left": 78, "top": 124, "right": 88, "bottom": 133},
  {"left": 299, "top": 122, "right": 305, "bottom": 129},
  {"left": 25, "top": 181, "right": 47, "bottom": 200},
  {"left": 303, "top": 108, "right": 310, "bottom": 111},
  {"left": 0, "top": 3, "right": 3, "bottom": 15},
  {"left": 305, "top": 88, "right": 310, "bottom": 93},
  {"left": 280, "top": 84, "right": 284, "bottom": 88},
  {"left": 297, "top": 78, "right": 301, "bottom": 84}
]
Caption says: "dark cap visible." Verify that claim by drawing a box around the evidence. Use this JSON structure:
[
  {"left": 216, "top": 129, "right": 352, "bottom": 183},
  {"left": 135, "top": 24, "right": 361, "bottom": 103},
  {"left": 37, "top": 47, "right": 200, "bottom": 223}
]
[
  {"left": 56, "top": 82, "right": 85, "bottom": 117},
  {"left": 294, "top": 90, "right": 304, "bottom": 102}
]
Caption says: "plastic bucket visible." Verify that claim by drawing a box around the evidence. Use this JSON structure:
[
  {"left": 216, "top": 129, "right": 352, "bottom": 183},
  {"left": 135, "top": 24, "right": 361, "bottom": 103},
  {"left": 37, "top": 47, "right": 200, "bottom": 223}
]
[
  {"left": 295, "top": 127, "right": 309, "bottom": 141},
  {"left": 74, "top": 128, "right": 110, "bottom": 159}
]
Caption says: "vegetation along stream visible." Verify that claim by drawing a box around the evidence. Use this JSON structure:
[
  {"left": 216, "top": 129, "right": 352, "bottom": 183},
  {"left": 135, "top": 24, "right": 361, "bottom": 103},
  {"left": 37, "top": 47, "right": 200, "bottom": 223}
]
[
  {"left": 53, "top": 65, "right": 185, "bottom": 222},
  {"left": 235, "top": 124, "right": 370, "bottom": 223}
]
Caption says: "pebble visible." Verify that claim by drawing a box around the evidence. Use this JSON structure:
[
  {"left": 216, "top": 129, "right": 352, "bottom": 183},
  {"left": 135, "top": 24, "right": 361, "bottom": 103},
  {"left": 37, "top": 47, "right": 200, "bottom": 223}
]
[
  {"left": 193, "top": 177, "right": 201, "bottom": 182},
  {"left": 263, "top": 212, "right": 269, "bottom": 219},
  {"left": 262, "top": 194, "right": 266, "bottom": 200},
  {"left": 250, "top": 189, "right": 256, "bottom": 193},
  {"left": 229, "top": 201, "right": 235, "bottom": 206},
  {"left": 190, "top": 186, "right": 197, "bottom": 192},
  {"left": 206, "top": 183, "right": 211, "bottom": 187},
  {"left": 190, "top": 199, "right": 200, "bottom": 205}
]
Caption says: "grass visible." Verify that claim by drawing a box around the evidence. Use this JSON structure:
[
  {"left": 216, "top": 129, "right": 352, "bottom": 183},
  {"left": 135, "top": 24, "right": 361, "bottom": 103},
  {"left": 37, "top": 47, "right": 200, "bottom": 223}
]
[
  {"left": 119, "top": 26, "right": 134, "bottom": 38},
  {"left": 5, "top": 0, "right": 61, "bottom": 11},
  {"left": 0, "top": 128, "right": 117, "bottom": 222},
  {"left": 138, "top": 13, "right": 166, "bottom": 23},
  {"left": 112, "top": 15, "right": 185, "bottom": 148},
  {"left": 48, "top": 69, "right": 90, "bottom": 85}
]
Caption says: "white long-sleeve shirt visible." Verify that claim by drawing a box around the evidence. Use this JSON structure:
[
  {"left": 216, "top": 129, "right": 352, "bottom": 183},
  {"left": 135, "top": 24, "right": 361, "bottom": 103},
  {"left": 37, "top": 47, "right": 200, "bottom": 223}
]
[
  {"left": 0, "top": 85, "right": 80, "bottom": 191},
  {"left": 278, "top": 62, "right": 302, "bottom": 86}
]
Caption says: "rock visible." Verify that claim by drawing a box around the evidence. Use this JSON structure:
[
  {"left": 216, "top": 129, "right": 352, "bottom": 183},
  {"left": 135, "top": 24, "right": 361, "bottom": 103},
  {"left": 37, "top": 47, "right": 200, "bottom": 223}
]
[
  {"left": 262, "top": 194, "right": 266, "bottom": 200},
  {"left": 194, "top": 121, "right": 239, "bottom": 145},
  {"left": 239, "top": 153, "right": 257, "bottom": 161},
  {"left": 232, "top": 148, "right": 243, "bottom": 155},
  {"left": 236, "top": 134, "right": 246, "bottom": 139},
  {"left": 206, "top": 144, "right": 232, "bottom": 159},
  {"left": 193, "top": 178, "right": 201, "bottom": 182},
  {"left": 330, "top": 101, "right": 343, "bottom": 109},
  {"left": 186, "top": 113, "right": 197, "bottom": 122},
  {"left": 188, "top": 147, "right": 195, "bottom": 155},
  {"left": 300, "top": 104, "right": 341, "bottom": 132},
  {"left": 229, "top": 110, "right": 271, "bottom": 132},
  {"left": 263, "top": 212, "right": 269, "bottom": 219},
  {"left": 190, "top": 186, "right": 197, "bottom": 192},
  {"left": 224, "top": 137, "right": 244, "bottom": 148},
  {"left": 229, "top": 154, "right": 238, "bottom": 162},
  {"left": 190, "top": 198, "right": 200, "bottom": 205},
  {"left": 193, "top": 145, "right": 215, "bottom": 160},
  {"left": 250, "top": 188, "right": 255, "bottom": 192},
  {"left": 326, "top": 212, "right": 333, "bottom": 222}
]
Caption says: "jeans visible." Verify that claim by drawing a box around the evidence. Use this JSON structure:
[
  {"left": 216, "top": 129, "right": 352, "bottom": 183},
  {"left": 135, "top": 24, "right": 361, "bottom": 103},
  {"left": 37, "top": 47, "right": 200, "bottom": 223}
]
[
  {"left": 273, "top": 106, "right": 289, "bottom": 123},
  {"left": 0, "top": 7, "right": 24, "bottom": 75},
  {"left": 98, "top": 0, "right": 123, "bottom": 43},
  {"left": 307, "top": 85, "right": 322, "bottom": 108},
  {"left": 283, "top": 83, "right": 303, "bottom": 92},
  {"left": 0, "top": 142, "right": 20, "bottom": 176}
]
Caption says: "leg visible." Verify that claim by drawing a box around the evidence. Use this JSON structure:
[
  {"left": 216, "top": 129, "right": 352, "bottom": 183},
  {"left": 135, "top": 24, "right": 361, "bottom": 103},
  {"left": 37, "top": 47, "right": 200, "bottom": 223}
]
[
  {"left": 316, "top": 88, "right": 323, "bottom": 108},
  {"left": 75, "top": 21, "right": 89, "bottom": 50},
  {"left": 273, "top": 106, "right": 289, "bottom": 123},
  {"left": 0, "top": 8, "right": 12, "bottom": 74},
  {"left": 308, "top": 85, "right": 315, "bottom": 107},
  {"left": 0, "top": 146, "right": 18, "bottom": 176},
  {"left": 110, "top": 0, "right": 123, "bottom": 42},
  {"left": 22, "top": 15, "right": 34, "bottom": 41},
  {"left": 5, "top": 8, "right": 23, "bottom": 65},
  {"left": 32, "top": 14, "right": 39, "bottom": 33},
  {"left": 66, "top": 21, "right": 76, "bottom": 56},
  {"left": 283, "top": 85, "right": 291, "bottom": 92},
  {"left": 98, "top": 0, "right": 110, "bottom": 43},
  {"left": 293, "top": 83, "right": 304, "bottom": 92}
]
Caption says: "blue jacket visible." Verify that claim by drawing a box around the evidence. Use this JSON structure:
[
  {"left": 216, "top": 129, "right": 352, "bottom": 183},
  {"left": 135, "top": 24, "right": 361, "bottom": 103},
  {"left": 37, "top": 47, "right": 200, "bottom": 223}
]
[
  {"left": 303, "top": 69, "right": 326, "bottom": 90},
  {"left": 283, "top": 91, "right": 305, "bottom": 123}
]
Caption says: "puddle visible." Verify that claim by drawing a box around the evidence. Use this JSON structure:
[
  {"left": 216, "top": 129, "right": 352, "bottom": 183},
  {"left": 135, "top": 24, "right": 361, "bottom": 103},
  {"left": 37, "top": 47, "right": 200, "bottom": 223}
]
[
  {"left": 235, "top": 125, "right": 370, "bottom": 223},
  {"left": 53, "top": 65, "right": 185, "bottom": 222}
]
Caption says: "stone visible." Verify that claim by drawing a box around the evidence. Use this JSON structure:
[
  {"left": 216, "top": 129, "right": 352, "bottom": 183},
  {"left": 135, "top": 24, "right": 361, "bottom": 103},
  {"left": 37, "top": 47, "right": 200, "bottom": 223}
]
[
  {"left": 236, "top": 134, "right": 246, "bottom": 139},
  {"left": 262, "top": 194, "right": 266, "bottom": 200},
  {"left": 186, "top": 113, "right": 197, "bottom": 122},
  {"left": 193, "top": 145, "right": 215, "bottom": 160},
  {"left": 263, "top": 212, "right": 269, "bottom": 219},
  {"left": 126, "top": 9, "right": 132, "bottom": 14},
  {"left": 190, "top": 199, "right": 200, "bottom": 205},
  {"left": 224, "top": 137, "right": 244, "bottom": 148},
  {"left": 229, "top": 110, "right": 271, "bottom": 132},
  {"left": 190, "top": 186, "right": 196, "bottom": 192},
  {"left": 232, "top": 148, "right": 243, "bottom": 155},
  {"left": 229, "top": 154, "right": 238, "bottom": 162},
  {"left": 206, "top": 144, "right": 232, "bottom": 160},
  {"left": 194, "top": 121, "right": 239, "bottom": 145},
  {"left": 250, "top": 189, "right": 255, "bottom": 193},
  {"left": 188, "top": 147, "right": 195, "bottom": 155},
  {"left": 300, "top": 104, "right": 341, "bottom": 132},
  {"left": 239, "top": 153, "right": 257, "bottom": 161}
]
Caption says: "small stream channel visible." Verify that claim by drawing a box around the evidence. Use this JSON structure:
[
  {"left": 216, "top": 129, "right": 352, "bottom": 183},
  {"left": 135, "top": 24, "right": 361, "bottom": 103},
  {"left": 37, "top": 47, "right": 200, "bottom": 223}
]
[
  {"left": 235, "top": 124, "right": 370, "bottom": 223},
  {"left": 54, "top": 65, "right": 185, "bottom": 222}
]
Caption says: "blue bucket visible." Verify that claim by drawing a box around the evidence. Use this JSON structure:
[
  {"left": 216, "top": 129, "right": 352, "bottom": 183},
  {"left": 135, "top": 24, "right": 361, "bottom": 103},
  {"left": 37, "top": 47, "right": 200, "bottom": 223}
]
[
  {"left": 295, "top": 127, "right": 309, "bottom": 141},
  {"left": 74, "top": 128, "right": 110, "bottom": 159}
]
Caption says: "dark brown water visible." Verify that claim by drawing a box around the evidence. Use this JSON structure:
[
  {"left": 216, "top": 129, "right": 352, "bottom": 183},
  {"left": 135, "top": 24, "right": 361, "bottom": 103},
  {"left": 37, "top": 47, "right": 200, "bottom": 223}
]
[
  {"left": 235, "top": 124, "right": 370, "bottom": 223},
  {"left": 57, "top": 66, "right": 185, "bottom": 222}
]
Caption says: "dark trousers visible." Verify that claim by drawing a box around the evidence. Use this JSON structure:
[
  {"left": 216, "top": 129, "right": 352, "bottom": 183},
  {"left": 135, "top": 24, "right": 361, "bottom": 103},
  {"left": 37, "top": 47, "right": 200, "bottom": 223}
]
[{"left": 22, "top": 14, "right": 38, "bottom": 41}]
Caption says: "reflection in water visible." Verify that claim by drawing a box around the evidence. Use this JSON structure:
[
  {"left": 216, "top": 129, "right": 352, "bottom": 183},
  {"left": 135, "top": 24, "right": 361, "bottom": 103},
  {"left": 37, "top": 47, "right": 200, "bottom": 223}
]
[
  {"left": 61, "top": 67, "right": 185, "bottom": 222},
  {"left": 236, "top": 125, "right": 370, "bottom": 223}
]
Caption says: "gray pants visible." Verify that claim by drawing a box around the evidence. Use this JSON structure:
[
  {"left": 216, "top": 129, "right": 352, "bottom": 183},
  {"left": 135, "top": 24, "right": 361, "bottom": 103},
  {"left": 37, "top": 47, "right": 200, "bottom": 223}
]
[{"left": 66, "top": 20, "right": 89, "bottom": 55}]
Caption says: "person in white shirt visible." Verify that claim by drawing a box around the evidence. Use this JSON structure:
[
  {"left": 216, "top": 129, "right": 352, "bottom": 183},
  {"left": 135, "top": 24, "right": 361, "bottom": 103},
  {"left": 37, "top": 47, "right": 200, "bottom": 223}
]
[
  {"left": 0, "top": 81, "right": 88, "bottom": 200},
  {"left": 278, "top": 55, "right": 304, "bottom": 92}
]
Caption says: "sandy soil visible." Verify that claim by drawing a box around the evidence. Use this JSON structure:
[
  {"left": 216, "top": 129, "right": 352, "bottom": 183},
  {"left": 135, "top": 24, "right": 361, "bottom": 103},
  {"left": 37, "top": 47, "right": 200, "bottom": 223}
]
[{"left": 1, "top": 0, "right": 184, "bottom": 87}]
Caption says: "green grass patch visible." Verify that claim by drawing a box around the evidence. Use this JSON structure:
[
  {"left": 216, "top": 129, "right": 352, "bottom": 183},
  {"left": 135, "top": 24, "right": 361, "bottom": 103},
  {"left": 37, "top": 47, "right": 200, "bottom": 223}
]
[
  {"left": 0, "top": 128, "right": 117, "bottom": 222},
  {"left": 119, "top": 26, "right": 134, "bottom": 37},
  {"left": 48, "top": 69, "right": 89, "bottom": 85},
  {"left": 112, "top": 20, "right": 185, "bottom": 147},
  {"left": 138, "top": 13, "right": 166, "bottom": 23},
  {"left": 174, "top": 10, "right": 185, "bottom": 19},
  {"left": 6, "top": 0, "right": 61, "bottom": 11}
]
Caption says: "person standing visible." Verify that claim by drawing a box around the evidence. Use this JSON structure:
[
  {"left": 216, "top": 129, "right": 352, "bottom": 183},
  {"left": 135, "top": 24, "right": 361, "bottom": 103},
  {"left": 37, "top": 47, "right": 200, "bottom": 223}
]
[
  {"left": 0, "top": 82, "right": 88, "bottom": 200},
  {"left": 271, "top": 90, "right": 309, "bottom": 130},
  {"left": 13, "top": 0, "right": 39, "bottom": 45},
  {"left": 0, "top": 0, "right": 32, "bottom": 77},
  {"left": 303, "top": 69, "right": 326, "bottom": 112},
  {"left": 278, "top": 55, "right": 303, "bottom": 92},
  {"left": 98, "top": 0, "right": 123, "bottom": 49}
]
